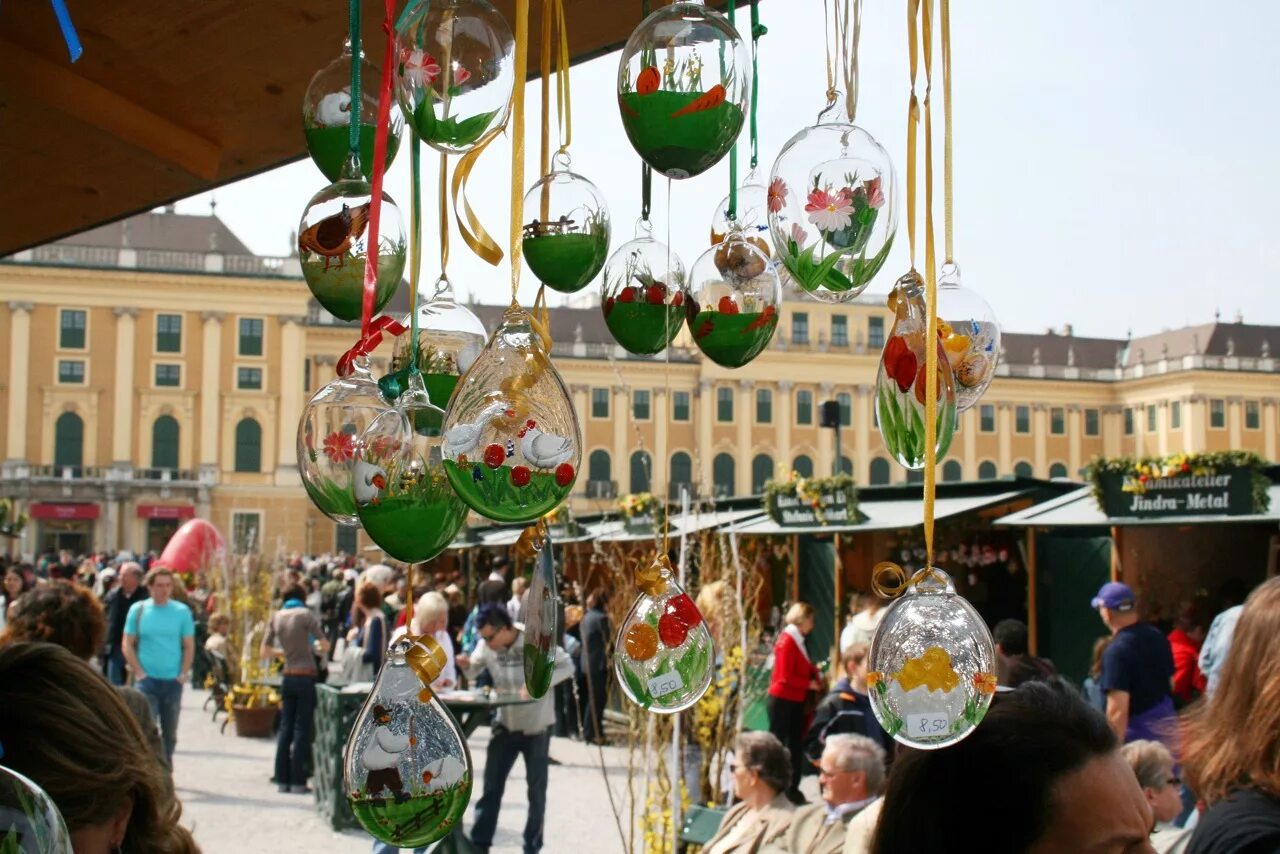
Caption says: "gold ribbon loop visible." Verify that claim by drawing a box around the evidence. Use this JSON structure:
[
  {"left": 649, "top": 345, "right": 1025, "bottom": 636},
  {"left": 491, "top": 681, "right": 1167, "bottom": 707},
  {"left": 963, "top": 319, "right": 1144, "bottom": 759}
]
[
  {"left": 514, "top": 517, "right": 549, "bottom": 561},
  {"left": 871, "top": 561, "right": 909, "bottom": 599},
  {"left": 405, "top": 633, "right": 448, "bottom": 699},
  {"left": 450, "top": 128, "right": 505, "bottom": 266}
]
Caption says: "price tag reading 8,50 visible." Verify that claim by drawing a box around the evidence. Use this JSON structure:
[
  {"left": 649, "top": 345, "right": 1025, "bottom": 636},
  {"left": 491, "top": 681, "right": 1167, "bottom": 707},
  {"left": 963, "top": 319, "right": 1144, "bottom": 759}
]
[
  {"left": 905, "top": 712, "right": 951, "bottom": 738},
  {"left": 648, "top": 671, "right": 685, "bottom": 699}
]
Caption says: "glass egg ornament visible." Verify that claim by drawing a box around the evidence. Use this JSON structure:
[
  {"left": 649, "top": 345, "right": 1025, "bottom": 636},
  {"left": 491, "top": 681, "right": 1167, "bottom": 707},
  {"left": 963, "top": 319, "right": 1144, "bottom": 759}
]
[
  {"left": 937, "top": 263, "right": 1000, "bottom": 413},
  {"left": 709, "top": 179, "right": 771, "bottom": 247},
  {"left": 522, "top": 162, "right": 611, "bottom": 294},
  {"left": 617, "top": 2, "right": 750, "bottom": 179},
  {"left": 299, "top": 358, "right": 394, "bottom": 525},
  {"left": 298, "top": 180, "right": 407, "bottom": 323},
  {"left": 601, "top": 225, "right": 687, "bottom": 356},
  {"left": 353, "top": 376, "right": 469, "bottom": 564},
  {"left": 686, "top": 230, "right": 781, "bottom": 368},
  {"left": 768, "top": 117, "right": 898, "bottom": 302},
  {"left": 0, "top": 765, "right": 73, "bottom": 853},
  {"left": 866, "top": 567, "right": 996, "bottom": 749},
  {"left": 614, "top": 556, "right": 714, "bottom": 713},
  {"left": 380, "top": 277, "right": 488, "bottom": 425},
  {"left": 875, "top": 271, "right": 956, "bottom": 470},
  {"left": 344, "top": 634, "right": 473, "bottom": 848},
  {"left": 441, "top": 303, "right": 581, "bottom": 524},
  {"left": 521, "top": 525, "right": 560, "bottom": 698},
  {"left": 303, "top": 38, "right": 404, "bottom": 182},
  {"left": 395, "top": 0, "right": 515, "bottom": 154}
]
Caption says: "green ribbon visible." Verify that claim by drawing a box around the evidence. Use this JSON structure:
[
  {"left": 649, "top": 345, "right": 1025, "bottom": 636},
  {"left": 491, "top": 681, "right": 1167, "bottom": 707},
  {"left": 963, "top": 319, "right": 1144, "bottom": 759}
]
[
  {"left": 749, "top": 0, "right": 765, "bottom": 171},
  {"left": 409, "top": 132, "right": 423, "bottom": 378},
  {"left": 347, "top": 0, "right": 363, "bottom": 170}
]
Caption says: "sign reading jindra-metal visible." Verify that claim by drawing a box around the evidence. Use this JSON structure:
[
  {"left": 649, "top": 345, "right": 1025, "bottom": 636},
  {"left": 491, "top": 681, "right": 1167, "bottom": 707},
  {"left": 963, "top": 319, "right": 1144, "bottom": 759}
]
[
  {"left": 769, "top": 487, "right": 855, "bottom": 526},
  {"left": 1100, "top": 467, "right": 1255, "bottom": 518}
]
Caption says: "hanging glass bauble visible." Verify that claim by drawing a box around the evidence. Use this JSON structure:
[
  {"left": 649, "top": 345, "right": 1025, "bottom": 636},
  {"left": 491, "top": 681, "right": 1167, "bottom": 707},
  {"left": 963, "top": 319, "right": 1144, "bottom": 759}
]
[
  {"left": 709, "top": 180, "right": 770, "bottom": 247},
  {"left": 380, "top": 278, "right": 488, "bottom": 426},
  {"left": 875, "top": 271, "right": 956, "bottom": 470},
  {"left": 298, "top": 180, "right": 407, "bottom": 322},
  {"left": 768, "top": 116, "right": 898, "bottom": 302},
  {"left": 303, "top": 39, "right": 404, "bottom": 182},
  {"left": 299, "top": 358, "right": 393, "bottom": 525},
  {"left": 394, "top": 0, "right": 515, "bottom": 154},
  {"left": 353, "top": 376, "right": 468, "bottom": 563},
  {"left": 937, "top": 263, "right": 1000, "bottom": 414},
  {"left": 617, "top": 2, "right": 750, "bottom": 179},
  {"left": 522, "top": 161, "right": 611, "bottom": 294},
  {"left": 0, "top": 764, "right": 73, "bottom": 853},
  {"left": 601, "top": 224, "right": 687, "bottom": 356},
  {"left": 522, "top": 524, "right": 559, "bottom": 698},
  {"left": 614, "top": 556, "right": 714, "bottom": 713},
  {"left": 345, "top": 634, "right": 472, "bottom": 847},
  {"left": 441, "top": 304, "right": 581, "bottom": 524},
  {"left": 866, "top": 567, "right": 996, "bottom": 749},
  {"left": 686, "top": 230, "right": 781, "bottom": 368}
]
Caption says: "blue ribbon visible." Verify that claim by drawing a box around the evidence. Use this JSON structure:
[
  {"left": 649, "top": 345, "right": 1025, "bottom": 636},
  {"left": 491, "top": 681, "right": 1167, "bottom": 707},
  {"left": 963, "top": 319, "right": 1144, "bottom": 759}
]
[{"left": 49, "top": 0, "right": 84, "bottom": 62}]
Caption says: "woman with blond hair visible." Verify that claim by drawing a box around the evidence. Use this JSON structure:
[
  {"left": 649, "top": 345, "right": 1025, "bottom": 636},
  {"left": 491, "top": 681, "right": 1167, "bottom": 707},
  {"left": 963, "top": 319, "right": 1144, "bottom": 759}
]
[
  {"left": 768, "top": 601, "right": 823, "bottom": 803},
  {"left": 0, "top": 642, "right": 199, "bottom": 853},
  {"left": 1183, "top": 576, "right": 1280, "bottom": 852},
  {"left": 1121, "top": 739, "right": 1191, "bottom": 853}
]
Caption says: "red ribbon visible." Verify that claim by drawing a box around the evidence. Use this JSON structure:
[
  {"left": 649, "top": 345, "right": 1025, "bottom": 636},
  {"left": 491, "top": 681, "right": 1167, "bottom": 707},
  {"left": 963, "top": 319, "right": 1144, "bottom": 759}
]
[{"left": 337, "top": 315, "right": 407, "bottom": 377}]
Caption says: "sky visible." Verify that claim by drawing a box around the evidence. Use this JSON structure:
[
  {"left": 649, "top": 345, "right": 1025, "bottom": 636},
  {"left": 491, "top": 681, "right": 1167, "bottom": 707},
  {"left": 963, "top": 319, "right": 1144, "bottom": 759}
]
[{"left": 176, "top": 0, "right": 1280, "bottom": 340}]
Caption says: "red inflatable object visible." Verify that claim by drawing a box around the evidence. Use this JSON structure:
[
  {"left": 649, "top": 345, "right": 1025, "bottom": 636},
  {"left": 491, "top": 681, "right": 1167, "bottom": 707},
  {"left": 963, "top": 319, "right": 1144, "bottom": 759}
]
[{"left": 156, "top": 518, "right": 226, "bottom": 573}]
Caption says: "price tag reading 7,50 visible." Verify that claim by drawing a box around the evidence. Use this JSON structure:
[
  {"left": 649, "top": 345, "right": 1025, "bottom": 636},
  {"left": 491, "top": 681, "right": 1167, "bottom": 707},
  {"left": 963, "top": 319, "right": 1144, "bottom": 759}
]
[
  {"left": 648, "top": 671, "right": 685, "bottom": 699},
  {"left": 905, "top": 713, "right": 951, "bottom": 737}
]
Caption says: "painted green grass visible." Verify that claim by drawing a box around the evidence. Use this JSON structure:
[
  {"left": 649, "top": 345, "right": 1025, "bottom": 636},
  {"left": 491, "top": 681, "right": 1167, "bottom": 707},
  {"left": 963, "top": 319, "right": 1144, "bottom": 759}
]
[
  {"left": 443, "top": 461, "right": 572, "bottom": 524},
  {"left": 303, "top": 474, "right": 358, "bottom": 520},
  {"left": 356, "top": 482, "right": 468, "bottom": 564},
  {"left": 783, "top": 232, "right": 894, "bottom": 296},
  {"left": 412, "top": 103, "right": 499, "bottom": 149},
  {"left": 350, "top": 777, "right": 470, "bottom": 848},
  {"left": 603, "top": 301, "right": 683, "bottom": 355},
  {"left": 688, "top": 309, "right": 777, "bottom": 368},
  {"left": 523, "top": 641, "right": 554, "bottom": 699},
  {"left": 523, "top": 232, "right": 608, "bottom": 294},
  {"left": 619, "top": 91, "right": 743, "bottom": 178},
  {"left": 304, "top": 124, "right": 401, "bottom": 183},
  {"left": 876, "top": 383, "right": 956, "bottom": 470},
  {"left": 300, "top": 242, "right": 405, "bottom": 322}
]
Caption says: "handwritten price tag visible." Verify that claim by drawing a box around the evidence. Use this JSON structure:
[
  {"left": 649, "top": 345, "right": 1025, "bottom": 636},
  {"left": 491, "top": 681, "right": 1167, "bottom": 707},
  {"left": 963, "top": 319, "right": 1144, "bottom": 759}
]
[
  {"left": 905, "top": 713, "right": 951, "bottom": 738},
  {"left": 648, "top": 671, "right": 685, "bottom": 699}
]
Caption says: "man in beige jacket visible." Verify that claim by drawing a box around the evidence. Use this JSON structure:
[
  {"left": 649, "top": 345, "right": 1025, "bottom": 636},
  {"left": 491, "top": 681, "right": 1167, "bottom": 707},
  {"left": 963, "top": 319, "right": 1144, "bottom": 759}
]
[{"left": 764, "top": 734, "right": 885, "bottom": 854}]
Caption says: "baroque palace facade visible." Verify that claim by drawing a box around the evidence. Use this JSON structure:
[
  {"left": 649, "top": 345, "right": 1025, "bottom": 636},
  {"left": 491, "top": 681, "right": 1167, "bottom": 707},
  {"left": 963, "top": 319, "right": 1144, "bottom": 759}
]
[{"left": 2, "top": 209, "right": 1278, "bottom": 556}]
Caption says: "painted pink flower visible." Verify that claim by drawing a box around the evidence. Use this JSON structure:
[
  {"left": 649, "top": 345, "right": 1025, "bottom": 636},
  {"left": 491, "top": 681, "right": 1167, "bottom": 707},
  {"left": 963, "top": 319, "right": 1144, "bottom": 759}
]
[
  {"left": 864, "top": 176, "right": 885, "bottom": 208},
  {"left": 451, "top": 64, "right": 472, "bottom": 87},
  {"left": 790, "top": 222, "right": 807, "bottom": 246},
  {"left": 805, "top": 188, "right": 854, "bottom": 233},
  {"left": 403, "top": 49, "right": 441, "bottom": 88},
  {"left": 322, "top": 431, "right": 356, "bottom": 464},
  {"left": 767, "top": 177, "right": 787, "bottom": 213}
]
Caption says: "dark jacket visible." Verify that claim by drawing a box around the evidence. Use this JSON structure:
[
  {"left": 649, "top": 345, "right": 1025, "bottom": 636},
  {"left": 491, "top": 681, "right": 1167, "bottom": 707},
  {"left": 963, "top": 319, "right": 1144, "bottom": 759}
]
[
  {"left": 802, "top": 677, "right": 892, "bottom": 772},
  {"left": 579, "top": 606, "right": 611, "bottom": 676},
  {"left": 104, "top": 586, "right": 149, "bottom": 650}
]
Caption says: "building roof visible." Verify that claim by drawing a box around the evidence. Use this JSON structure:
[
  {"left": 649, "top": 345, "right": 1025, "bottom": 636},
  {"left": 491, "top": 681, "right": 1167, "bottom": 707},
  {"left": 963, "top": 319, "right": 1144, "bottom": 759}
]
[
  {"left": 1002, "top": 331, "right": 1123, "bottom": 371},
  {"left": 53, "top": 209, "right": 254, "bottom": 256}
]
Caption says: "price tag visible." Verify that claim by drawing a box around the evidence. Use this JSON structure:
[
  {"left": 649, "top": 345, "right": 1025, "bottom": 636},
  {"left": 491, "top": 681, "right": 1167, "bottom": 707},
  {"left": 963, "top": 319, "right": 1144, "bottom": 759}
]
[
  {"left": 905, "top": 713, "right": 951, "bottom": 738},
  {"left": 648, "top": 671, "right": 685, "bottom": 699}
]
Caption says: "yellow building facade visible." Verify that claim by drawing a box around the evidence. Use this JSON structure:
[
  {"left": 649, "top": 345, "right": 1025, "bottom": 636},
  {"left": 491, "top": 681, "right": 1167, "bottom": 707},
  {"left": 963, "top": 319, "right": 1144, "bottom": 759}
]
[{"left": 2, "top": 211, "right": 1277, "bottom": 557}]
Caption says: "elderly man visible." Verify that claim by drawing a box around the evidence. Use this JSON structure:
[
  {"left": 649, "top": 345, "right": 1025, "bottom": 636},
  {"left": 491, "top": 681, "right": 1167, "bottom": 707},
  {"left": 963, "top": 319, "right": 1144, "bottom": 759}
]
[
  {"left": 103, "top": 561, "right": 148, "bottom": 685},
  {"left": 764, "top": 734, "right": 885, "bottom": 854}
]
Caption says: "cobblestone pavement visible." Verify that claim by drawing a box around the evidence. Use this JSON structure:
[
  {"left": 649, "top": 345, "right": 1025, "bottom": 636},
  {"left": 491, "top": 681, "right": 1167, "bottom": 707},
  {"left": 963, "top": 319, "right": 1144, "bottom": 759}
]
[{"left": 173, "top": 687, "right": 636, "bottom": 853}]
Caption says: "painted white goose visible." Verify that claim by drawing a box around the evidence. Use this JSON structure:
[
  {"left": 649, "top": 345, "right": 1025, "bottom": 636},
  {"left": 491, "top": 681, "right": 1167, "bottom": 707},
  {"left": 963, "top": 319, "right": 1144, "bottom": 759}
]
[
  {"left": 442, "top": 401, "right": 508, "bottom": 460},
  {"left": 519, "top": 420, "right": 574, "bottom": 470},
  {"left": 353, "top": 461, "right": 387, "bottom": 506}
]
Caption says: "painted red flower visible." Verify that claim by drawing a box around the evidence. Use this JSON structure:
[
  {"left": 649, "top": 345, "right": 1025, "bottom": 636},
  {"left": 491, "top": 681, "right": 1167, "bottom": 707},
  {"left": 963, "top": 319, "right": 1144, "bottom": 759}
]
[
  {"left": 554, "top": 462, "right": 575, "bottom": 487},
  {"left": 864, "top": 176, "right": 885, "bottom": 209},
  {"left": 511, "top": 465, "right": 531, "bottom": 487},
  {"left": 767, "top": 177, "right": 787, "bottom": 213},
  {"left": 323, "top": 431, "right": 355, "bottom": 463}
]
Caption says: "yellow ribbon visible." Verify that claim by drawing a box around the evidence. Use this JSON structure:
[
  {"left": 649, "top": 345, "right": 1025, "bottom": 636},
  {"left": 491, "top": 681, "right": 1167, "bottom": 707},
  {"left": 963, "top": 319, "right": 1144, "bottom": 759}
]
[
  {"left": 870, "top": 561, "right": 948, "bottom": 600},
  {"left": 635, "top": 553, "right": 674, "bottom": 597},
  {"left": 439, "top": 153, "right": 451, "bottom": 276},
  {"left": 508, "top": 0, "right": 530, "bottom": 299},
  {"left": 405, "top": 633, "right": 448, "bottom": 701},
  {"left": 921, "top": 0, "right": 938, "bottom": 567},
  {"left": 514, "top": 517, "right": 549, "bottom": 561},
  {"left": 941, "top": 0, "right": 953, "bottom": 264},
  {"left": 449, "top": 128, "right": 504, "bottom": 266}
]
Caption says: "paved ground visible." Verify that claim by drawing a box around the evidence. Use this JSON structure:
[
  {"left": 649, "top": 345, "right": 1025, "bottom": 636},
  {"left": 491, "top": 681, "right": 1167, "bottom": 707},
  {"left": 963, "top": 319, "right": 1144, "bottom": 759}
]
[{"left": 173, "top": 687, "right": 636, "bottom": 853}]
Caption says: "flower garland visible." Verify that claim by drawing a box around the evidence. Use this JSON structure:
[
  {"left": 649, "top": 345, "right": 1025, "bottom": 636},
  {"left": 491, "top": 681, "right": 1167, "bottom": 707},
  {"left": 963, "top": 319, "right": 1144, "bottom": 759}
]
[
  {"left": 618, "top": 491, "right": 667, "bottom": 530},
  {"left": 1086, "top": 451, "right": 1270, "bottom": 511},
  {"left": 763, "top": 471, "right": 857, "bottom": 526},
  {"left": 0, "top": 498, "right": 27, "bottom": 538}
]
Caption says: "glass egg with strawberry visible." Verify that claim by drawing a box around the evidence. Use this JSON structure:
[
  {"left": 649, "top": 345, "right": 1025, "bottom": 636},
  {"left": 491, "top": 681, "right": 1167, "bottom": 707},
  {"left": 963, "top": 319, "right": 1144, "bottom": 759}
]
[
  {"left": 522, "top": 160, "right": 611, "bottom": 294},
  {"left": 601, "top": 224, "right": 688, "bottom": 356},
  {"left": 875, "top": 271, "right": 957, "bottom": 470},
  {"left": 686, "top": 228, "right": 781, "bottom": 368}
]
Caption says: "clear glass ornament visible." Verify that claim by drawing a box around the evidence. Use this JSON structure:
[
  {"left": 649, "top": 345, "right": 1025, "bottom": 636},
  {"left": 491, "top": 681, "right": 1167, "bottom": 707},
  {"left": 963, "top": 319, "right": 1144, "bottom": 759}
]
[
  {"left": 937, "top": 263, "right": 1000, "bottom": 413},
  {"left": 601, "top": 222, "right": 687, "bottom": 356},
  {"left": 686, "top": 229, "right": 781, "bottom": 368},
  {"left": 0, "top": 765, "right": 73, "bottom": 853},
  {"left": 522, "top": 525, "right": 560, "bottom": 698},
  {"left": 614, "top": 556, "right": 714, "bottom": 713},
  {"left": 395, "top": 0, "right": 515, "bottom": 154},
  {"left": 353, "top": 375, "right": 468, "bottom": 563},
  {"left": 303, "top": 38, "right": 404, "bottom": 182},
  {"left": 380, "top": 277, "right": 488, "bottom": 413},
  {"left": 345, "top": 635, "right": 473, "bottom": 847},
  {"left": 298, "top": 180, "right": 407, "bottom": 322},
  {"left": 522, "top": 159, "right": 611, "bottom": 294},
  {"left": 441, "top": 303, "right": 581, "bottom": 523},
  {"left": 709, "top": 178, "right": 770, "bottom": 247},
  {"left": 875, "top": 271, "right": 956, "bottom": 470},
  {"left": 866, "top": 567, "right": 996, "bottom": 749},
  {"left": 617, "top": 2, "right": 750, "bottom": 179},
  {"left": 299, "top": 358, "right": 393, "bottom": 525},
  {"left": 768, "top": 113, "right": 898, "bottom": 302}
]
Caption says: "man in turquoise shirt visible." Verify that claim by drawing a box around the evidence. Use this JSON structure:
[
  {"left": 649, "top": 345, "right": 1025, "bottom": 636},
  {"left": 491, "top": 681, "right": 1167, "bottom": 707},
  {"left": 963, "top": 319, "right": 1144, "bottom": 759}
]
[{"left": 123, "top": 567, "right": 195, "bottom": 764}]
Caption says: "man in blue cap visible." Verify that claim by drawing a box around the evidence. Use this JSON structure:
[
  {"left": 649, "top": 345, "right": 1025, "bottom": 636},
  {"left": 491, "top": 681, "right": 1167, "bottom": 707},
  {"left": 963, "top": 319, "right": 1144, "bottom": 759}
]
[{"left": 1091, "top": 581, "right": 1175, "bottom": 745}]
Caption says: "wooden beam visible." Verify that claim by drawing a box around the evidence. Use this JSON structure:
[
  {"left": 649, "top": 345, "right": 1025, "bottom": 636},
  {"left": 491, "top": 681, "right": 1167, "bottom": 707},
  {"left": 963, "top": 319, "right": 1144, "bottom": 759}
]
[
  {"left": 1110, "top": 525, "right": 1122, "bottom": 582},
  {"left": 0, "top": 39, "right": 223, "bottom": 180}
]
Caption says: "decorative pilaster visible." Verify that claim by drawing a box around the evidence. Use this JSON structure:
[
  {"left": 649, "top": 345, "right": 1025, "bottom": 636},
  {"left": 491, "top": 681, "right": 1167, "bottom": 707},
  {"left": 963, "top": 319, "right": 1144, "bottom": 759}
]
[
  {"left": 112, "top": 307, "right": 139, "bottom": 464},
  {"left": 200, "top": 312, "right": 223, "bottom": 466},
  {"left": 5, "top": 302, "right": 33, "bottom": 462}
]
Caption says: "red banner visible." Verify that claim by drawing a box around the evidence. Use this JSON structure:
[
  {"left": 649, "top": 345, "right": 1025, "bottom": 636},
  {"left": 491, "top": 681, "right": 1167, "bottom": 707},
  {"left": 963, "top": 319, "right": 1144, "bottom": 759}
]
[
  {"left": 136, "top": 504, "right": 196, "bottom": 521},
  {"left": 29, "top": 502, "right": 100, "bottom": 520}
]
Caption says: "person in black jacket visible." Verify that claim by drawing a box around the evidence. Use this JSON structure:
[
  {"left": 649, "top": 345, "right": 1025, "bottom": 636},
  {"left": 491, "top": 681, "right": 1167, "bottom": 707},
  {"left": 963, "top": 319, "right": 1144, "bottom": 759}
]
[
  {"left": 578, "top": 589, "right": 611, "bottom": 744},
  {"left": 803, "top": 641, "right": 891, "bottom": 773},
  {"left": 102, "top": 562, "right": 148, "bottom": 685}
]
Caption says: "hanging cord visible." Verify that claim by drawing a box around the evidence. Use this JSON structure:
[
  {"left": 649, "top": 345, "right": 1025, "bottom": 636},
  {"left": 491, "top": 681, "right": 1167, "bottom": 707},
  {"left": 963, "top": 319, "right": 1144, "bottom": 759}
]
[
  {"left": 823, "top": 0, "right": 860, "bottom": 120},
  {"left": 941, "top": 0, "right": 954, "bottom": 264},
  {"left": 408, "top": 133, "right": 423, "bottom": 377},
  {"left": 725, "top": 0, "right": 738, "bottom": 220},
  {"left": 919, "top": 0, "right": 939, "bottom": 567},
  {"left": 346, "top": 0, "right": 363, "bottom": 171},
  {"left": 639, "top": 0, "right": 652, "bottom": 224},
  {"left": 554, "top": 0, "right": 572, "bottom": 156},
  {"left": 748, "top": 0, "right": 765, "bottom": 171},
  {"left": 507, "top": 0, "right": 531, "bottom": 306},
  {"left": 905, "top": 0, "right": 921, "bottom": 269},
  {"left": 438, "top": 153, "right": 450, "bottom": 280}
]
